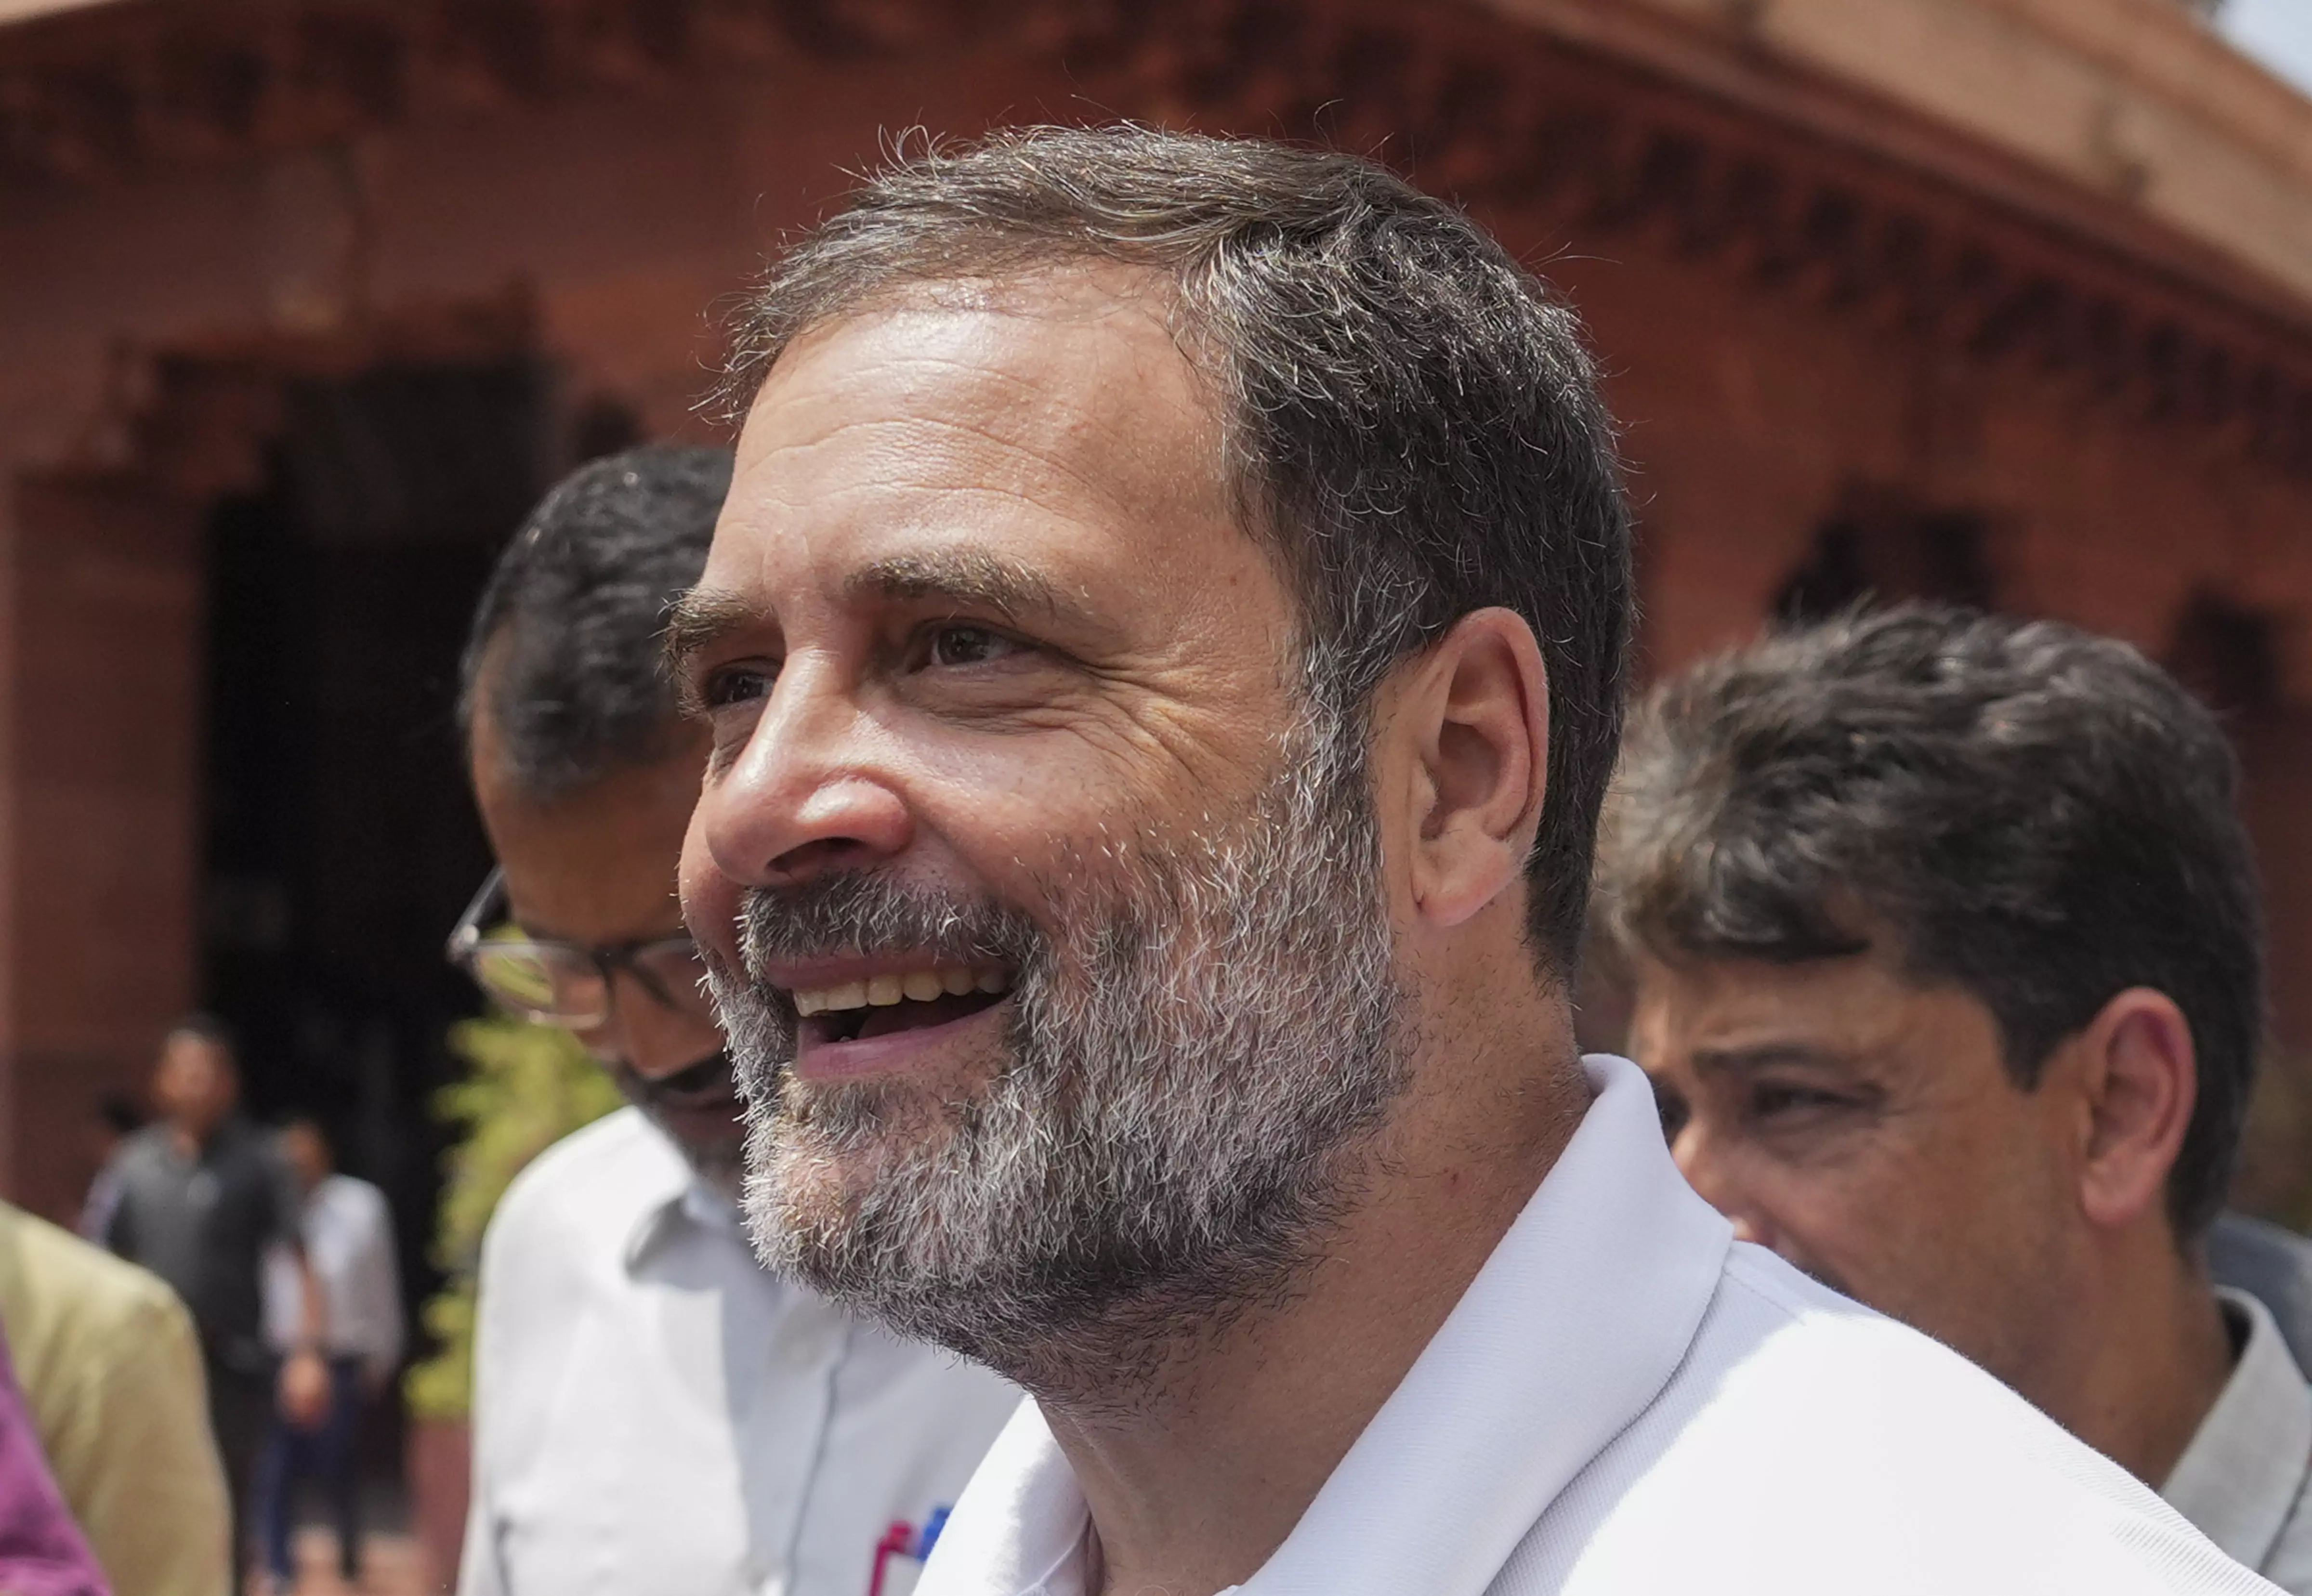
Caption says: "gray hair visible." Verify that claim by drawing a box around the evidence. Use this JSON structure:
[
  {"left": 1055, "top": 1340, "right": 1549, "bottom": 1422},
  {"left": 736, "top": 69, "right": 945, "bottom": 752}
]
[
  {"left": 461, "top": 445, "right": 733, "bottom": 801},
  {"left": 719, "top": 125, "right": 1631, "bottom": 973}
]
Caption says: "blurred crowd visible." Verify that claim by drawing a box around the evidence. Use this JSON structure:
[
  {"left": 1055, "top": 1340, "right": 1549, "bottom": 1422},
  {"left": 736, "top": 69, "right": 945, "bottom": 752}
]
[
  {"left": 2, "top": 122, "right": 2311, "bottom": 1596},
  {"left": 0, "top": 1020, "right": 400, "bottom": 1596}
]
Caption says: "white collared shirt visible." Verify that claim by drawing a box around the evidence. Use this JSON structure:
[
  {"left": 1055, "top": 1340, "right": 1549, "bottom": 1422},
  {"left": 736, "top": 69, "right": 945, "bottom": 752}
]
[
  {"left": 459, "top": 1108, "right": 1022, "bottom": 1596},
  {"left": 921, "top": 1055, "right": 2278, "bottom": 1596},
  {"left": 263, "top": 1172, "right": 403, "bottom": 1381},
  {"left": 2165, "top": 1288, "right": 2312, "bottom": 1591}
]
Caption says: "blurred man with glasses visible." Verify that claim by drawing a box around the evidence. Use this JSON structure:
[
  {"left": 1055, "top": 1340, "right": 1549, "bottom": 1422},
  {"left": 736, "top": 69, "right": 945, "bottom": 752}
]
[{"left": 449, "top": 445, "right": 1019, "bottom": 1596}]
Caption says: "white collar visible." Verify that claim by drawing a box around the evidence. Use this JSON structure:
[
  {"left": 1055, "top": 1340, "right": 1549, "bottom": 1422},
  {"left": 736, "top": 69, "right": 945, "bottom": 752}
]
[
  {"left": 2162, "top": 1285, "right": 2312, "bottom": 1569},
  {"left": 919, "top": 1054, "right": 1733, "bottom": 1596},
  {"left": 618, "top": 1133, "right": 741, "bottom": 1274}
]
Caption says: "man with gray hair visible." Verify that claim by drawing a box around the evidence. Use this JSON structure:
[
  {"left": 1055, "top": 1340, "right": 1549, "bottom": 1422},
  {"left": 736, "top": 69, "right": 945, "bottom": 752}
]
[
  {"left": 451, "top": 445, "right": 1018, "bottom": 1596},
  {"left": 674, "top": 125, "right": 2273, "bottom": 1596}
]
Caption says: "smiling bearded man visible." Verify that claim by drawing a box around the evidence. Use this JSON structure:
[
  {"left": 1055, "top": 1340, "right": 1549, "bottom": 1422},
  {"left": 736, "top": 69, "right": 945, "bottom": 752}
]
[
  {"left": 675, "top": 126, "right": 2277, "bottom": 1596},
  {"left": 714, "top": 694, "right": 1404, "bottom": 1389}
]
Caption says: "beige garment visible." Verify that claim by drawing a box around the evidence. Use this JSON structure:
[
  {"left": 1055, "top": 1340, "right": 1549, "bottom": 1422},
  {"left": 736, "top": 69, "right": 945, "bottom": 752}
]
[{"left": 0, "top": 1201, "right": 230, "bottom": 1596}]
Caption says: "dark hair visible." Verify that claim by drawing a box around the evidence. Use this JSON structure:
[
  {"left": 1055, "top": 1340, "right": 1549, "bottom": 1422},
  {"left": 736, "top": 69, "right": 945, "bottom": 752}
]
[
  {"left": 719, "top": 125, "right": 1631, "bottom": 973},
  {"left": 461, "top": 444, "right": 734, "bottom": 801},
  {"left": 1598, "top": 605, "right": 2264, "bottom": 1240},
  {"left": 277, "top": 1114, "right": 333, "bottom": 1155},
  {"left": 164, "top": 1012, "right": 240, "bottom": 1062}
]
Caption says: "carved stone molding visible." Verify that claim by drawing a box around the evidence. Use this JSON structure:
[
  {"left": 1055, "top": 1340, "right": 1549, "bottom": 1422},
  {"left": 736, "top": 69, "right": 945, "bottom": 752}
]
[
  {"left": 6, "top": 0, "right": 2311, "bottom": 478},
  {"left": 1094, "top": 0, "right": 2312, "bottom": 478},
  {"left": 68, "top": 285, "right": 540, "bottom": 502}
]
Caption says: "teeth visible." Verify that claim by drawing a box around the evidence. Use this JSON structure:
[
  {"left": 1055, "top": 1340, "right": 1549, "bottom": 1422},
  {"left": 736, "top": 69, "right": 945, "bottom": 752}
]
[{"left": 788, "top": 968, "right": 1012, "bottom": 1018}]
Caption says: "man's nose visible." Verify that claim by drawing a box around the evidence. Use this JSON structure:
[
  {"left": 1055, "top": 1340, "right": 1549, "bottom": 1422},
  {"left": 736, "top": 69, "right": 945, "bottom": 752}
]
[
  {"left": 1669, "top": 1124, "right": 1783, "bottom": 1252},
  {"left": 695, "top": 660, "right": 914, "bottom": 889}
]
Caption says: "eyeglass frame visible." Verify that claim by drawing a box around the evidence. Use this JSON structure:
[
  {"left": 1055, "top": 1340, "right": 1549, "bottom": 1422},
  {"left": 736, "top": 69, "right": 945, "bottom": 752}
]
[{"left": 443, "top": 866, "right": 713, "bottom": 1030}]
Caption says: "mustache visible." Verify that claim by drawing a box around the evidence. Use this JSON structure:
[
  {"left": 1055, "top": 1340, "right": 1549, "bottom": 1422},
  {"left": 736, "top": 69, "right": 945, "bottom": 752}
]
[
  {"left": 733, "top": 873, "right": 1040, "bottom": 986},
  {"left": 708, "top": 875, "right": 1040, "bottom": 1107}
]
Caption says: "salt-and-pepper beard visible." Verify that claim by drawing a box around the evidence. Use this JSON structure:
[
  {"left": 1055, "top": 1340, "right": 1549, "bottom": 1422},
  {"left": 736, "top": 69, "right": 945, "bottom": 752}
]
[{"left": 702, "top": 707, "right": 1413, "bottom": 1410}]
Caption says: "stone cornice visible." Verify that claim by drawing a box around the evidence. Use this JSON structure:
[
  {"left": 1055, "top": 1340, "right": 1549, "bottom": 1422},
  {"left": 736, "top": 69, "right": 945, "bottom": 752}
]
[
  {"left": 5, "top": 0, "right": 2310, "bottom": 478},
  {"left": 1570, "top": 0, "right": 2312, "bottom": 304}
]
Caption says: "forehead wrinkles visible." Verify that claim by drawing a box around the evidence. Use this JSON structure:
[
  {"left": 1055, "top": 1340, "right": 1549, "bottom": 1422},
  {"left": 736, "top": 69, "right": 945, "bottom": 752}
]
[{"left": 733, "top": 275, "right": 1232, "bottom": 533}]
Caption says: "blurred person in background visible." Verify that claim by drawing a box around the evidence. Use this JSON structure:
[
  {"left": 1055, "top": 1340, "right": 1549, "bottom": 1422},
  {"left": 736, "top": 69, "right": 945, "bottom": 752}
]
[
  {"left": 448, "top": 445, "right": 1018, "bottom": 1596},
  {"left": 0, "top": 1320, "right": 114, "bottom": 1596},
  {"left": 73, "top": 1097, "right": 143, "bottom": 1245},
  {"left": 0, "top": 1193, "right": 228, "bottom": 1595},
  {"left": 255, "top": 1117, "right": 402, "bottom": 1594},
  {"left": 100, "top": 1019, "right": 328, "bottom": 1581},
  {"left": 1598, "top": 604, "right": 2312, "bottom": 1591}
]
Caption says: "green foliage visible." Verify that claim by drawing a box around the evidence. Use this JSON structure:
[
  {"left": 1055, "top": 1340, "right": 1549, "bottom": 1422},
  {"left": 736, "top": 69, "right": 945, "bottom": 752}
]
[{"left": 403, "top": 1016, "right": 625, "bottom": 1420}]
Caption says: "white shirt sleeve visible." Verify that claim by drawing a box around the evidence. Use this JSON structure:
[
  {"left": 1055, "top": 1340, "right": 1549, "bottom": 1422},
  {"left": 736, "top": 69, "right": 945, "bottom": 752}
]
[
  {"left": 456, "top": 1178, "right": 517, "bottom": 1596},
  {"left": 457, "top": 1460, "right": 508, "bottom": 1596}
]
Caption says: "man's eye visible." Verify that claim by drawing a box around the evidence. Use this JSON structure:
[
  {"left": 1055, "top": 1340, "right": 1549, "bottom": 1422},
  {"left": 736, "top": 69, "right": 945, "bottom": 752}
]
[
  {"left": 701, "top": 666, "right": 773, "bottom": 708},
  {"left": 1651, "top": 1079, "right": 1691, "bottom": 1142},
  {"left": 1749, "top": 1083, "right": 1845, "bottom": 1120},
  {"left": 922, "top": 625, "right": 1022, "bottom": 668}
]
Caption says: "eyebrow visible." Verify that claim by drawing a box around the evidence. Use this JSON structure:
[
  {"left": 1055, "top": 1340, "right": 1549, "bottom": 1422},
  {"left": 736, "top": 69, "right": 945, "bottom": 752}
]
[
  {"left": 1689, "top": 1043, "right": 1852, "bottom": 1077},
  {"left": 661, "top": 549, "right": 1090, "bottom": 686},
  {"left": 661, "top": 588, "right": 763, "bottom": 680},
  {"left": 843, "top": 550, "right": 1073, "bottom": 627}
]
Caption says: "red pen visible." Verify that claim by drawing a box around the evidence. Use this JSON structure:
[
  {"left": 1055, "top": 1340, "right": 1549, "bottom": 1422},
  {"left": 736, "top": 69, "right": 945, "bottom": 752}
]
[{"left": 868, "top": 1520, "right": 915, "bottom": 1596}]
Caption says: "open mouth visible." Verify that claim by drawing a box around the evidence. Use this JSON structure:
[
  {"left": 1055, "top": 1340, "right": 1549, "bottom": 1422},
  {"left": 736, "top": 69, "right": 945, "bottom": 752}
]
[{"left": 791, "top": 965, "right": 1013, "bottom": 1048}]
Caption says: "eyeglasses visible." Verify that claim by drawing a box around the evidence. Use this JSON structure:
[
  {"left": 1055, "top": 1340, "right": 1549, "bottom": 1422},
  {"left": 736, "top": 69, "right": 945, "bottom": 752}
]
[{"left": 444, "top": 868, "right": 718, "bottom": 1031}]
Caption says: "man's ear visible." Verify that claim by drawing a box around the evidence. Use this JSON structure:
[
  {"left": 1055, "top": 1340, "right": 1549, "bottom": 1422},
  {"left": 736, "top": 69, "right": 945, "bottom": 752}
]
[
  {"left": 2071, "top": 988, "right": 2198, "bottom": 1231},
  {"left": 1383, "top": 607, "right": 1549, "bottom": 929}
]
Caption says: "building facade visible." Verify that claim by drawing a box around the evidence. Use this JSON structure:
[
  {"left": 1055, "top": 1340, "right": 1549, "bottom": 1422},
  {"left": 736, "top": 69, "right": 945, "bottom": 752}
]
[{"left": 3, "top": 0, "right": 2312, "bottom": 1227}]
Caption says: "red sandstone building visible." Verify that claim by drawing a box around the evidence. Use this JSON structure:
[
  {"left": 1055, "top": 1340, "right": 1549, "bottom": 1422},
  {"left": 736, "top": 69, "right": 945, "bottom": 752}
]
[{"left": 4, "top": 0, "right": 2312, "bottom": 1234}]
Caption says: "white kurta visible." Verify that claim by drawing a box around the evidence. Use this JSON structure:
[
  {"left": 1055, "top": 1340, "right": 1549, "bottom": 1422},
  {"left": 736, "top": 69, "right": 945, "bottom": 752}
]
[
  {"left": 920, "top": 1055, "right": 2280, "bottom": 1596},
  {"left": 459, "top": 1108, "right": 1023, "bottom": 1596}
]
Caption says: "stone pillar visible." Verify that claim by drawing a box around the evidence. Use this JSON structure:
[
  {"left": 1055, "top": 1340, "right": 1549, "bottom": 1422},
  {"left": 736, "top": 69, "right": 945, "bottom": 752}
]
[{"left": 2, "top": 471, "right": 203, "bottom": 1224}]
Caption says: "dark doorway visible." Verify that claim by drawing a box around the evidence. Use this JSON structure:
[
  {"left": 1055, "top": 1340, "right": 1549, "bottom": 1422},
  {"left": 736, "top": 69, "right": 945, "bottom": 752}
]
[
  {"left": 1773, "top": 485, "right": 1997, "bottom": 625},
  {"left": 196, "top": 356, "right": 553, "bottom": 1427}
]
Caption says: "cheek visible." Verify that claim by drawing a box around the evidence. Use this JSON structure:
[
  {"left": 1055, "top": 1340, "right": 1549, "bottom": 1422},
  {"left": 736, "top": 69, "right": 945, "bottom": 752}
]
[
  {"left": 1742, "top": 1151, "right": 1927, "bottom": 1292},
  {"left": 906, "top": 737, "right": 1074, "bottom": 831},
  {"left": 900, "top": 743, "right": 1197, "bottom": 896},
  {"left": 909, "top": 706, "right": 1264, "bottom": 831},
  {"left": 1776, "top": 1132, "right": 2033, "bottom": 1324},
  {"left": 570, "top": 1020, "right": 620, "bottom": 1065}
]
